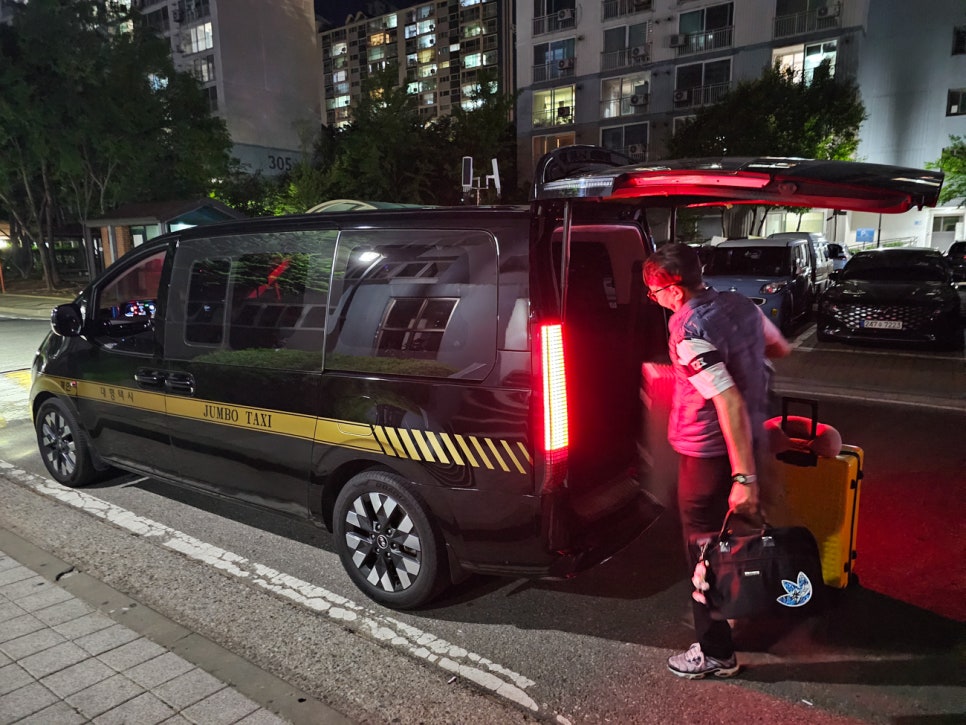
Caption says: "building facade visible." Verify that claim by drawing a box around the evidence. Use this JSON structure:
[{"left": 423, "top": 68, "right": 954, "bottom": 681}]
[
  {"left": 515, "top": 0, "right": 966, "bottom": 247},
  {"left": 319, "top": 0, "right": 515, "bottom": 129},
  {"left": 133, "top": 0, "right": 322, "bottom": 175}
]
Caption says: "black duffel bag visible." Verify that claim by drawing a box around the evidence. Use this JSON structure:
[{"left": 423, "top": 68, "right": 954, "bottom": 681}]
[{"left": 689, "top": 509, "right": 826, "bottom": 620}]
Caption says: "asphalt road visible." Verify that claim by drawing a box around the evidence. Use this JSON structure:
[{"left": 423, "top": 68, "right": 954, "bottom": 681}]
[{"left": 1, "top": 317, "right": 964, "bottom": 723}]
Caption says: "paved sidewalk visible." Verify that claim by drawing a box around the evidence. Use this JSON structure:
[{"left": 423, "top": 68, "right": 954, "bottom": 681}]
[{"left": 0, "top": 536, "right": 350, "bottom": 725}]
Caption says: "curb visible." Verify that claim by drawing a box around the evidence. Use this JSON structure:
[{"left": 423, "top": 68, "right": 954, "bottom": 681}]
[{"left": 773, "top": 378, "right": 966, "bottom": 413}]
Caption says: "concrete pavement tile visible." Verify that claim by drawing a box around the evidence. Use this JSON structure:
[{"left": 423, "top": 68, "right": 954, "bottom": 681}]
[
  {"left": 0, "top": 574, "right": 47, "bottom": 601},
  {"left": 0, "top": 627, "right": 65, "bottom": 659},
  {"left": 0, "top": 601, "right": 26, "bottom": 624},
  {"left": 0, "top": 682, "right": 58, "bottom": 722},
  {"left": 0, "top": 565, "right": 35, "bottom": 588},
  {"left": 20, "top": 641, "right": 90, "bottom": 679},
  {"left": 15, "top": 585, "right": 74, "bottom": 613},
  {"left": 181, "top": 687, "right": 259, "bottom": 725},
  {"left": 33, "top": 597, "right": 92, "bottom": 627},
  {"left": 14, "top": 700, "right": 88, "bottom": 725},
  {"left": 0, "top": 556, "right": 17, "bottom": 572},
  {"left": 74, "top": 623, "right": 139, "bottom": 656},
  {"left": 236, "top": 708, "right": 289, "bottom": 725},
  {"left": 0, "top": 613, "right": 44, "bottom": 644},
  {"left": 40, "top": 657, "right": 115, "bottom": 698},
  {"left": 65, "top": 673, "right": 143, "bottom": 720},
  {"left": 97, "top": 636, "right": 166, "bottom": 672},
  {"left": 126, "top": 652, "right": 195, "bottom": 689},
  {"left": 92, "top": 692, "right": 176, "bottom": 725},
  {"left": 154, "top": 668, "right": 224, "bottom": 710},
  {"left": 0, "top": 663, "right": 32, "bottom": 697},
  {"left": 53, "top": 611, "right": 115, "bottom": 640},
  {"left": 159, "top": 716, "right": 192, "bottom": 725},
  {"left": 0, "top": 652, "right": 9, "bottom": 667}
]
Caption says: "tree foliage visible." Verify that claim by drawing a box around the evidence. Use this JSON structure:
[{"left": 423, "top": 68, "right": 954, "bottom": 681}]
[
  {"left": 0, "top": 0, "right": 231, "bottom": 287},
  {"left": 667, "top": 61, "right": 866, "bottom": 160},
  {"left": 927, "top": 136, "right": 966, "bottom": 206}
]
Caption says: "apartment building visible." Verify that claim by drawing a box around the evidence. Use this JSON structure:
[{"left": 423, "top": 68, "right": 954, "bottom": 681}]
[
  {"left": 319, "top": 0, "right": 515, "bottom": 128},
  {"left": 516, "top": 0, "right": 966, "bottom": 246},
  {"left": 133, "top": 0, "right": 322, "bottom": 175}
]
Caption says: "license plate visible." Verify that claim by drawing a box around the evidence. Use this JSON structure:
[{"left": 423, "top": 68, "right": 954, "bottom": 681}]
[{"left": 863, "top": 319, "right": 902, "bottom": 330}]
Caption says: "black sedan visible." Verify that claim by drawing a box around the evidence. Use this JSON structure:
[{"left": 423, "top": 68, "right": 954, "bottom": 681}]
[{"left": 817, "top": 248, "right": 963, "bottom": 350}]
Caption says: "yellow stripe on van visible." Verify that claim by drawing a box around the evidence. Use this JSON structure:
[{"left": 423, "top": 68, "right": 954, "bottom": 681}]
[{"left": 37, "top": 374, "right": 530, "bottom": 474}]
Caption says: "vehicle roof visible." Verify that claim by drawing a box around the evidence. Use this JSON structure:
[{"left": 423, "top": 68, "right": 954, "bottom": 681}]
[
  {"left": 532, "top": 145, "right": 943, "bottom": 213},
  {"left": 852, "top": 247, "right": 945, "bottom": 257},
  {"left": 713, "top": 237, "right": 807, "bottom": 248},
  {"left": 163, "top": 206, "right": 532, "bottom": 244},
  {"left": 768, "top": 231, "right": 826, "bottom": 241}
]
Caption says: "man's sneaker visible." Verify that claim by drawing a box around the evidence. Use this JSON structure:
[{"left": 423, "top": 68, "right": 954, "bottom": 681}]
[{"left": 667, "top": 643, "right": 740, "bottom": 679}]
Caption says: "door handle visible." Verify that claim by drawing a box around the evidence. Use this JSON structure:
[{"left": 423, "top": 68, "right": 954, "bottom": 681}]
[
  {"left": 164, "top": 372, "right": 196, "bottom": 396},
  {"left": 134, "top": 368, "right": 165, "bottom": 388}
]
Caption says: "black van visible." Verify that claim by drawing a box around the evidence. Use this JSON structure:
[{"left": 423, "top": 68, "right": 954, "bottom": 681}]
[{"left": 31, "top": 147, "right": 943, "bottom": 608}]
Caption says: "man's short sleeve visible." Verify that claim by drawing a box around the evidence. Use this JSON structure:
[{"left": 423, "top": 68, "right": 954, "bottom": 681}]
[{"left": 675, "top": 336, "right": 735, "bottom": 399}]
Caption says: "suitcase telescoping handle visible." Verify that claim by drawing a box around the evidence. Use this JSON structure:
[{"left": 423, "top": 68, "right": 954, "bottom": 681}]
[{"left": 780, "top": 396, "right": 818, "bottom": 439}]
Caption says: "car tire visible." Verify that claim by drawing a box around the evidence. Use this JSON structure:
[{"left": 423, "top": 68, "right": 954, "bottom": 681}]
[
  {"left": 35, "top": 398, "right": 101, "bottom": 487},
  {"left": 333, "top": 470, "right": 446, "bottom": 609}
]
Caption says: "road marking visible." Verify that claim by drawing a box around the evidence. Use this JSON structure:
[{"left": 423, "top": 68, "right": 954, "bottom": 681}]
[
  {"left": 0, "top": 459, "right": 572, "bottom": 724},
  {"left": 0, "top": 371, "right": 32, "bottom": 427}
]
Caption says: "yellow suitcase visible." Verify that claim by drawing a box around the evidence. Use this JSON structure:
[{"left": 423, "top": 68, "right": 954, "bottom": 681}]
[{"left": 769, "top": 398, "right": 863, "bottom": 589}]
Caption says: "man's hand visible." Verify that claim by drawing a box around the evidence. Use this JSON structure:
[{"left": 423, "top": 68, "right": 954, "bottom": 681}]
[
  {"left": 692, "top": 559, "right": 710, "bottom": 605},
  {"left": 728, "top": 481, "right": 759, "bottom": 514}
]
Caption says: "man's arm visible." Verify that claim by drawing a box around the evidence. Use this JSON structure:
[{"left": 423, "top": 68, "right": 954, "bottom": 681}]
[
  {"left": 760, "top": 308, "right": 792, "bottom": 359},
  {"left": 711, "top": 385, "right": 759, "bottom": 513}
]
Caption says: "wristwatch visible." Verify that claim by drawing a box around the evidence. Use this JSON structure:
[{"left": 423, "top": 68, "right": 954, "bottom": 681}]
[{"left": 731, "top": 473, "right": 757, "bottom": 485}]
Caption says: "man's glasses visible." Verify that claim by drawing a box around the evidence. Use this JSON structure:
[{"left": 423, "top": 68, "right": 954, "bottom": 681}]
[{"left": 647, "top": 283, "right": 678, "bottom": 302}]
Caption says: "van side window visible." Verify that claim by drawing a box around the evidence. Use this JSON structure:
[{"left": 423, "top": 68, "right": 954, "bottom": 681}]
[
  {"left": 326, "top": 230, "right": 497, "bottom": 380},
  {"left": 93, "top": 249, "right": 166, "bottom": 353},
  {"left": 185, "top": 258, "right": 230, "bottom": 344}
]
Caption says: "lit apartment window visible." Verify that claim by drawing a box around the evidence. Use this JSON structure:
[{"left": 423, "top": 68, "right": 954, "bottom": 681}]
[
  {"left": 192, "top": 55, "right": 215, "bottom": 83},
  {"left": 183, "top": 22, "right": 213, "bottom": 54},
  {"left": 601, "top": 73, "right": 650, "bottom": 118},
  {"left": 948, "top": 89, "right": 966, "bottom": 116},
  {"left": 532, "top": 132, "right": 576, "bottom": 163},
  {"left": 533, "top": 86, "right": 576, "bottom": 128},
  {"left": 774, "top": 41, "right": 836, "bottom": 83}
]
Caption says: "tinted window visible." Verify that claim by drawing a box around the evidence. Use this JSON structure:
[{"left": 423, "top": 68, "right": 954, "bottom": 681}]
[
  {"left": 326, "top": 230, "right": 498, "bottom": 380},
  {"left": 93, "top": 249, "right": 167, "bottom": 353},
  {"left": 842, "top": 254, "right": 950, "bottom": 282},
  {"left": 706, "top": 247, "right": 791, "bottom": 276},
  {"left": 168, "top": 231, "right": 337, "bottom": 369}
]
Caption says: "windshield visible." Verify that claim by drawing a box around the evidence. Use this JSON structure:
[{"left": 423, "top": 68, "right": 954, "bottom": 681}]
[
  {"left": 842, "top": 254, "right": 949, "bottom": 282},
  {"left": 705, "top": 247, "right": 790, "bottom": 277}
]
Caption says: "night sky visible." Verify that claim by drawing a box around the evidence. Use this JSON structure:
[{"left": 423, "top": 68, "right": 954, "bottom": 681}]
[{"left": 317, "top": 0, "right": 374, "bottom": 24}]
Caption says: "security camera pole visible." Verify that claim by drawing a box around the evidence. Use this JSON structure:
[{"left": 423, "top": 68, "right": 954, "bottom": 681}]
[{"left": 460, "top": 156, "right": 501, "bottom": 205}]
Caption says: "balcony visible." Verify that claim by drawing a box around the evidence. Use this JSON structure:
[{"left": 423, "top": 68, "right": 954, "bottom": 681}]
[
  {"left": 672, "top": 81, "right": 731, "bottom": 109},
  {"left": 600, "top": 94, "right": 649, "bottom": 119},
  {"left": 533, "top": 105, "right": 575, "bottom": 129},
  {"left": 670, "top": 26, "right": 733, "bottom": 55},
  {"left": 533, "top": 9, "right": 577, "bottom": 37},
  {"left": 533, "top": 58, "right": 576, "bottom": 83},
  {"left": 602, "top": 0, "right": 652, "bottom": 21},
  {"left": 601, "top": 43, "right": 651, "bottom": 72},
  {"left": 774, "top": 3, "right": 843, "bottom": 39}
]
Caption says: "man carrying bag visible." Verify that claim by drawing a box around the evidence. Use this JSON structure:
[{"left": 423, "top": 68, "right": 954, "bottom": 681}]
[{"left": 643, "top": 243, "right": 790, "bottom": 679}]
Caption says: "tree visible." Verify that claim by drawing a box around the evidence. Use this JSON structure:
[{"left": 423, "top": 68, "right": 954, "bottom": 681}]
[
  {"left": 927, "top": 136, "right": 966, "bottom": 205},
  {"left": 666, "top": 61, "right": 866, "bottom": 237},
  {"left": 0, "top": 0, "right": 232, "bottom": 288}
]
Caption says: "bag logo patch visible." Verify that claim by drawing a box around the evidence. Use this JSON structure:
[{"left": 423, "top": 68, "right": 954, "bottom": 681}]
[{"left": 776, "top": 571, "right": 813, "bottom": 607}]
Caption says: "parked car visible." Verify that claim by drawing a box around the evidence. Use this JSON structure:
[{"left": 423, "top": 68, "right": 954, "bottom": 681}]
[
  {"left": 945, "top": 240, "right": 966, "bottom": 281},
  {"left": 768, "top": 231, "right": 834, "bottom": 295},
  {"left": 30, "top": 146, "right": 944, "bottom": 608},
  {"left": 702, "top": 237, "right": 814, "bottom": 333},
  {"left": 817, "top": 248, "right": 963, "bottom": 350},
  {"left": 826, "top": 242, "right": 852, "bottom": 271}
]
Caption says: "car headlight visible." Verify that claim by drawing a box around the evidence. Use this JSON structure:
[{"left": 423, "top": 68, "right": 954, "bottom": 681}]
[{"left": 760, "top": 281, "right": 787, "bottom": 294}]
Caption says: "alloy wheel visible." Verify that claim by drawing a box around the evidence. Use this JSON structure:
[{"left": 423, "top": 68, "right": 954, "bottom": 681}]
[
  {"left": 343, "top": 491, "right": 422, "bottom": 593},
  {"left": 40, "top": 409, "right": 77, "bottom": 480}
]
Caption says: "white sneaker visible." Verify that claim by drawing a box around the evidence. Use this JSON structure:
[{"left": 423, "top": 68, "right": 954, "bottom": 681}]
[{"left": 667, "top": 642, "right": 740, "bottom": 679}]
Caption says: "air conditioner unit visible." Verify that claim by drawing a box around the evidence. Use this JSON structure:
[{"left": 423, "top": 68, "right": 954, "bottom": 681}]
[
  {"left": 557, "top": 105, "right": 572, "bottom": 118},
  {"left": 673, "top": 89, "right": 691, "bottom": 103},
  {"left": 669, "top": 34, "right": 688, "bottom": 47},
  {"left": 631, "top": 45, "right": 649, "bottom": 61},
  {"left": 630, "top": 93, "right": 649, "bottom": 106},
  {"left": 172, "top": 10, "right": 183, "bottom": 22},
  {"left": 627, "top": 144, "right": 645, "bottom": 155},
  {"left": 557, "top": 9, "right": 574, "bottom": 22},
  {"left": 817, "top": 4, "right": 840, "bottom": 18},
  {"left": 557, "top": 58, "right": 575, "bottom": 70}
]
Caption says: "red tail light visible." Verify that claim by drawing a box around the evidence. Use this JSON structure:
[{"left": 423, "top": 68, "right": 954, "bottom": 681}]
[{"left": 540, "top": 323, "right": 569, "bottom": 490}]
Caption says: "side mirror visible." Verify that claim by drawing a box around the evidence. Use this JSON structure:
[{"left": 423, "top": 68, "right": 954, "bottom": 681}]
[{"left": 50, "top": 303, "right": 84, "bottom": 337}]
